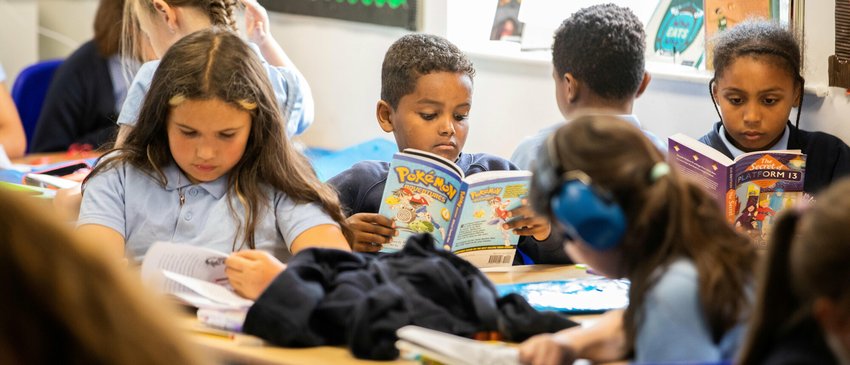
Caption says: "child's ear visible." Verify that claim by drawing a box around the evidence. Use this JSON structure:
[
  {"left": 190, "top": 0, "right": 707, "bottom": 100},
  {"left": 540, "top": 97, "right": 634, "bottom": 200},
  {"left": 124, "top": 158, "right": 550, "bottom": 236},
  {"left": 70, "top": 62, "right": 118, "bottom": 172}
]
[
  {"left": 376, "top": 100, "right": 395, "bottom": 133},
  {"left": 563, "top": 73, "right": 580, "bottom": 103},
  {"left": 635, "top": 72, "right": 652, "bottom": 98},
  {"left": 151, "top": 0, "right": 178, "bottom": 32}
]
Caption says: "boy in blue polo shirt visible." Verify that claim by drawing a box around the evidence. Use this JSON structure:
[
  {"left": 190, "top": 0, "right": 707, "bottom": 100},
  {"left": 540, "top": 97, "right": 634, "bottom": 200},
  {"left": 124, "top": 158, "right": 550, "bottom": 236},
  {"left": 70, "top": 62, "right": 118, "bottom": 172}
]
[
  {"left": 510, "top": 4, "right": 665, "bottom": 170},
  {"left": 329, "top": 34, "right": 569, "bottom": 264}
]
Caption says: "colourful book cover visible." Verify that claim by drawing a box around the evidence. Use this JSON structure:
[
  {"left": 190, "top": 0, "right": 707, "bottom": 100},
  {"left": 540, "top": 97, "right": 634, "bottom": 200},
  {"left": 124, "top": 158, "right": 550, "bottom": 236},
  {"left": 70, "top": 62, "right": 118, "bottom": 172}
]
[
  {"left": 668, "top": 133, "right": 805, "bottom": 248},
  {"left": 378, "top": 149, "right": 531, "bottom": 267}
]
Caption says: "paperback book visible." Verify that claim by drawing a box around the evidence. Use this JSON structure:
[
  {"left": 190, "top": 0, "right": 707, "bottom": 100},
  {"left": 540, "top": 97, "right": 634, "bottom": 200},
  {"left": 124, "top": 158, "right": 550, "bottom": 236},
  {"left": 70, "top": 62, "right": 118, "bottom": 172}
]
[
  {"left": 378, "top": 149, "right": 531, "bottom": 267},
  {"left": 668, "top": 133, "right": 806, "bottom": 247}
]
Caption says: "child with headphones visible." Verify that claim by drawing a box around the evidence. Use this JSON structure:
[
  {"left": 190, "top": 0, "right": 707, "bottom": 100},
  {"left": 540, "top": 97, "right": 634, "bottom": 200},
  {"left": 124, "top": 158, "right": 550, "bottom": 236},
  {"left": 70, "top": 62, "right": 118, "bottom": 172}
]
[
  {"left": 700, "top": 20, "right": 850, "bottom": 194},
  {"left": 518, "top": 115, "right": 756, "bottom": 364}
]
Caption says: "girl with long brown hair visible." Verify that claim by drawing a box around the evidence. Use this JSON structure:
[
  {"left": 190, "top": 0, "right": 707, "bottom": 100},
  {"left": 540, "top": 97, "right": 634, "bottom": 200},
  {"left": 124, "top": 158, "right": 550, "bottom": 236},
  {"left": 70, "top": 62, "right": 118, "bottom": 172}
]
[
  {"left": 78, "top": 28, "right": 351, "bottom": 300},
  {"left": 519, "top": 115, "right": 756, "bottom": 364}
]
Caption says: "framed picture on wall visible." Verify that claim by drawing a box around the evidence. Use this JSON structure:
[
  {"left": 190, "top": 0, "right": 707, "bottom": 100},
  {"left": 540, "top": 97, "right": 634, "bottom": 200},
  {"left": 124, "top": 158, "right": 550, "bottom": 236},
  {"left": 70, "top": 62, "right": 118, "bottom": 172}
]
[{"left": 258, "top": 0, "right": 417, "bottom": 31}]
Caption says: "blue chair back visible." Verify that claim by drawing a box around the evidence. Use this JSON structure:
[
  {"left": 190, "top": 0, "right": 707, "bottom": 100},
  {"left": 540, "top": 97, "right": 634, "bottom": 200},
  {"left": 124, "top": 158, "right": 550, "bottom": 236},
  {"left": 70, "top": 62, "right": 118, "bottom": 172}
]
[{"left": 11, "top": 59, "right": 63, "bottom": 148}]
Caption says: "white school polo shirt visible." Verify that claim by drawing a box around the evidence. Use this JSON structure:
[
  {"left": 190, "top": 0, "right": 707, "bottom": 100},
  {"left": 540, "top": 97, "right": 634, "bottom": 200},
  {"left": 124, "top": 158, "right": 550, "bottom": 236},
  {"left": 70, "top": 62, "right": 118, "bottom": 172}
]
[
  {"left": 78, "top": 161, "right": 337, "bottom": 262},
  {"left": 116, "top": 43, "right": 314, "bottom": 138}
]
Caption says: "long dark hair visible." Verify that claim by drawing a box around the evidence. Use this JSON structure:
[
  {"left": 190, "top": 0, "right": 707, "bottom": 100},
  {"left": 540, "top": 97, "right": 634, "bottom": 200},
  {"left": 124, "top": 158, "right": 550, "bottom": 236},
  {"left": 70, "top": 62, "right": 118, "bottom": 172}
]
[
  {"left": 85, "top": 28, "right": 352, "bottom": 249},
  {"left": 738, "top": 178, "right": 850, "bottom": 364},
  {"left": 547, "top": 116, "right": 756, "bottom": 354}
]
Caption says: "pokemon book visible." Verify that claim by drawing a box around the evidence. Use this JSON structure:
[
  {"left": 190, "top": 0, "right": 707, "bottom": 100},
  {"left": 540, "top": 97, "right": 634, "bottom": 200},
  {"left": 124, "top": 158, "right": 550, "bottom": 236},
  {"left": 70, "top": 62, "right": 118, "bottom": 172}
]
[
  {"left": 668, "top": 133, "right": 806, "bottom": 248},
  {"left": 378, "top": 149, "right": 531, "bottom": 267}
]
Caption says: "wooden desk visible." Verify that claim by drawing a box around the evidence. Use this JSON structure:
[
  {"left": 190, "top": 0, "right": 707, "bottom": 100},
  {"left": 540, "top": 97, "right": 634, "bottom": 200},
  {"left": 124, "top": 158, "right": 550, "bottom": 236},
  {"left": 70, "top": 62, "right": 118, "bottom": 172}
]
[{"left": 188, "top": 265, "right": 585, "bottom": 365}]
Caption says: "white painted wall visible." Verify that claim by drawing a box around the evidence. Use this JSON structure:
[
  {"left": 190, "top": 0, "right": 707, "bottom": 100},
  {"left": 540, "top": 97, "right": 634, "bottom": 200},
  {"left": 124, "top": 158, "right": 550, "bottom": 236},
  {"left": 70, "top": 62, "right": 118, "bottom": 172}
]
[
  {"left": 6, "top": 0, "right": 849, "bottom": 160},
  {"left": 0, "top": 0, "right": 39, "bottom": 84}
]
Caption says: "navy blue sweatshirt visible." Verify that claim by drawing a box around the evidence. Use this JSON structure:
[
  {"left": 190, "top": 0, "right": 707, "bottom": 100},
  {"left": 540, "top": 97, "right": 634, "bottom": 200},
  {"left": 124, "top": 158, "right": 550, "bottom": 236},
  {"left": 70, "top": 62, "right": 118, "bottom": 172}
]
[{"left": 328, "top": 152, "right": 572, "bottom": 264}]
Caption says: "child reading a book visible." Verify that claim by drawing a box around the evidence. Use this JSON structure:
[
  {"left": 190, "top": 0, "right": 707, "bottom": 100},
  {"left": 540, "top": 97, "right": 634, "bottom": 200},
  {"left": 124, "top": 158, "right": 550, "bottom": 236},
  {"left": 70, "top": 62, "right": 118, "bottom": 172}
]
[
  {"left": 700, "top": 19, "right": 850, "bottom": 193},
  {"left": 77, "top": 29, "right": 351, "bottom": 299},
  {"left": 510, "top": 3, "right": 666, "bottom": 170},
  {"left": 328, "top": 33, "right": 569, "bottom": 264},
  {"left": 518, "top": 115, "right": 756, "bottom": 364},
  {"left": 0, "top": 189, "right": 206, "bottom": 364},
  {"left": 738, "top": 179, "right": 850, "bottom": 364}
]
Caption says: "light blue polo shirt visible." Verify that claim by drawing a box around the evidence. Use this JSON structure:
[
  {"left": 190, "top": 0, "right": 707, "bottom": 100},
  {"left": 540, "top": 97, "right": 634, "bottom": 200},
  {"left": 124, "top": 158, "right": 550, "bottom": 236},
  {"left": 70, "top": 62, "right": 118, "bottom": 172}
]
[
  {"left": 635, "top": 258, "right": 748, "bottom": 363},
  {"left": 78, "top": 161, "right": 337, "bottom": 262},
  {"left": 117, "top": 43, "right": 314, "bottom": 137},
  {"left": 510, "top": 115, "right": 667, "bottom": 170}
]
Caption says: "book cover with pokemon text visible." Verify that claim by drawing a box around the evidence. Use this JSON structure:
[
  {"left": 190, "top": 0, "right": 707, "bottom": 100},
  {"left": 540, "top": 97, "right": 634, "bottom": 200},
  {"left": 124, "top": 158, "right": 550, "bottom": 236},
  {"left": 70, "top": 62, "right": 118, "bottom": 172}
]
[
  {"left": 447, "top": 173, "right": 530, "bottom": 267},
  {"left": 378, "top": 153, "right": 464, "bottom": 252}
]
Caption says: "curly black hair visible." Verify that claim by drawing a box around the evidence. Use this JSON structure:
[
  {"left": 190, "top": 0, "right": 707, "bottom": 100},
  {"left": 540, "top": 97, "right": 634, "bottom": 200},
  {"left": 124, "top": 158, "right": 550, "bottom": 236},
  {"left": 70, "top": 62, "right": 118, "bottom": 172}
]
[
  {"left": 552, "top": 4, "right": 645, "bottom": 101},
  {"left": 711, "top": 19, "right": 802, "bottom": 84},
  {"left": 709, "top": 20, "right": 804, "bottom": 126},
  {"left": 380, "top": 33, "right": 475, "bottom": 109}
]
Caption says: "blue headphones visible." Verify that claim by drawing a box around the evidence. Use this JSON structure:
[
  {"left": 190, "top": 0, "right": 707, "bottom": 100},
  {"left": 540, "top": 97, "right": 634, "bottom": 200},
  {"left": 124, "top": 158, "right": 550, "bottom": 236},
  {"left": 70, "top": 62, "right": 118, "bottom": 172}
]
[{"left": 529, "top": 133, "right": 627, "bottom": 250}]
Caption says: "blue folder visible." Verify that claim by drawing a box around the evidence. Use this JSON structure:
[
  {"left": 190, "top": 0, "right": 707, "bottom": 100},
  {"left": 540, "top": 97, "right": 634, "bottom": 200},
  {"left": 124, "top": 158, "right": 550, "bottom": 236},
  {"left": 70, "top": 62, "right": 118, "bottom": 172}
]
[{"left": 496, "top": 277, "right": 630, "bottom": 314}]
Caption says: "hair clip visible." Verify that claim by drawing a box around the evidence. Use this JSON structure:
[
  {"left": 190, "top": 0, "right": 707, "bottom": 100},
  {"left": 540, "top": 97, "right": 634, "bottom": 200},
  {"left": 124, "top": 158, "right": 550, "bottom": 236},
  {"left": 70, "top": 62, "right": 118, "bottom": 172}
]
[{"left": 650, "top": 162, "right": 670, "bottom": 182}]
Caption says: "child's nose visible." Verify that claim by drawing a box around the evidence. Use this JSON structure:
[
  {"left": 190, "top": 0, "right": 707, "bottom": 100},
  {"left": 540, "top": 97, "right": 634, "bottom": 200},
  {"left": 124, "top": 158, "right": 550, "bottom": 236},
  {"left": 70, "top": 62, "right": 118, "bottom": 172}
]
[
  {"left": 742, "top": 103, "right": 762, "bottom": 124},
  {"left": 437, "top": 116, "right": 455, "bottom": 136},
  {"left": 196, "top": 144, "right": 215, "bottom": 160}
]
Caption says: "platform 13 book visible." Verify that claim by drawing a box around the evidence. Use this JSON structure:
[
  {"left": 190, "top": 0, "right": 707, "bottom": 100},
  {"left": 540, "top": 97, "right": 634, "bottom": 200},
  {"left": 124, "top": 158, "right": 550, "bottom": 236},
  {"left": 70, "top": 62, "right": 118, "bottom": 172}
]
[
  {"left": 668, "top": 133, "right": 806, "bottom": 247},
  {"left": 378, "top": 149, "right": 531, "bottom": 267}
]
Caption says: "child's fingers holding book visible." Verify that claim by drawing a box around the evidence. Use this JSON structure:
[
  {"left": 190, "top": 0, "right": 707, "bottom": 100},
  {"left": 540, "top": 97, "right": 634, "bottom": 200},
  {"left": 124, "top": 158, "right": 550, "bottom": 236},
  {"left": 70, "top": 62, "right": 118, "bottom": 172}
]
[
  {"left": 506, "top": 203, "right": 552, "bottom": 241},
  {"left": 518, "top": 333, "right": 578, "bottom": 365},
  {"left": 225, "top": 250, "right": 286, "bottom": 300},
  {"left": 347, "top": 213, "right": 396, "bottom": 252}
]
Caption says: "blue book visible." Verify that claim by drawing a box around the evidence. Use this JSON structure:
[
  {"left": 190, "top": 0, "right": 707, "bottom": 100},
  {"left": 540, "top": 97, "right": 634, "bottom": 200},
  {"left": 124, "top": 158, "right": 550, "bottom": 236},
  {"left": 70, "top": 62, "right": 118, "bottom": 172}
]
[
  {"left": 496, "top": 277, "right": 630, "bottom": 314},
  {"left": 378, "top": 149, "right": 531, "bottom": 267}
]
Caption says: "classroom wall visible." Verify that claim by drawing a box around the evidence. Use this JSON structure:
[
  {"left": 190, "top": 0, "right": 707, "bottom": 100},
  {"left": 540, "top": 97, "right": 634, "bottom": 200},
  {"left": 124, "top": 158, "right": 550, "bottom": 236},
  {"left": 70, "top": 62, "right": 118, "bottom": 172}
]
[{"left": 7, "top": 1, "right": 850, "bottom": 160}]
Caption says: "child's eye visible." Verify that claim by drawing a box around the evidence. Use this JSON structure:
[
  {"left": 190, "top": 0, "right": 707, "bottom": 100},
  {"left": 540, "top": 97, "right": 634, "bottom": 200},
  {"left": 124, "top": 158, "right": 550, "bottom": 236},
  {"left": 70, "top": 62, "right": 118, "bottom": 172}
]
[
  {"left": 454, "top": 114, "right": 469, "bottom": 121},
  {"left": 419, "top": 113, "right": 437, "bottom": 121},
  {"left": 219, "top": 132, "right": 236, "bottom": 139},
  {"left": 180, "top": 130, "right": 198, "bottom": 137},
  {"left": 726, "top": 97, "right": 744, "bottom": 105},
  {"left": 762, "top": 97, "right": 779, "bottom": 105}
]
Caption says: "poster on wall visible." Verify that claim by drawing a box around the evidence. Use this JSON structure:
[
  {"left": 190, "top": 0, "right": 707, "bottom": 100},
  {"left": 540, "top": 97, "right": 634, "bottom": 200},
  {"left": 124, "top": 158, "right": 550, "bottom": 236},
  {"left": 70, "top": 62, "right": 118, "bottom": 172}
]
[
  {"left": 645, "top": 0, "right": 706, "bottom": 69},
  {"left": 259, "top": 0, "right": 417, "bottom": 31}
]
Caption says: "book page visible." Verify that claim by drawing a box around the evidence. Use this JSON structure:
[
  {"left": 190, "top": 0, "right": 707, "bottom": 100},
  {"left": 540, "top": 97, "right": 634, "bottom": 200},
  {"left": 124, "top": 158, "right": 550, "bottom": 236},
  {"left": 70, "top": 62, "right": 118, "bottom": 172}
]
[
  {"left": 162, "top": 270, "right": 253, "bottom": 309},
  {"left": 448, "top": 172, "right": 530, "bottom": 267},
  {"left": 378, "top": 151, "right": 464, "bottom": 251},
  {"left": 396, "top": 326, "right": 519, "bottom": 365},
  {"left": 668, "top": 133, "right": 734, "bottom": 202},
  {"left": 141, "top": 241, "right": 230, "bottom": 294}
]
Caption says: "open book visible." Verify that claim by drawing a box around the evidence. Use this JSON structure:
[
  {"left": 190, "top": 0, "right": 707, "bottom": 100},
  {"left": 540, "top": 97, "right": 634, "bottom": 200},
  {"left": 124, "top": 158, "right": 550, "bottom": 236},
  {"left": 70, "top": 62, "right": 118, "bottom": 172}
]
[
  {"left": 378, "top": 149, "right": 531, "bottom": 267},
  {"left": 668, "top": 134, "right": 806, "bottom": 247},
  {"left": 141, "top": 242, "right": 253, "bottom": 330},
  {"left": 396, "top": 325, "right": 519, "bottom": 365}
]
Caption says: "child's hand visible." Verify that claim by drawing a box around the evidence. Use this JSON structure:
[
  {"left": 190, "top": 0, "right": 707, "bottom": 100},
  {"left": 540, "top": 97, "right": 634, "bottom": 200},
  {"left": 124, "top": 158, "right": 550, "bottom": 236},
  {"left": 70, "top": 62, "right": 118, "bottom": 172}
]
[
  {"left": 347, "top": 213, "right": 396, "bottom": 253},
  {"left": 241, "top": 0, "right": 272, "bottom": 47},
  {"left": 225, "top": 250, "right": 286, "bottom": 300},
  {"left": 518, "top": 333, "right": 578, "bottom": 365},
  {"left": 54, "top": 185, "right": 83, "bottom": 221},
  {"left": 505, "top": 199, "right": 552, "bottom": 241}
]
